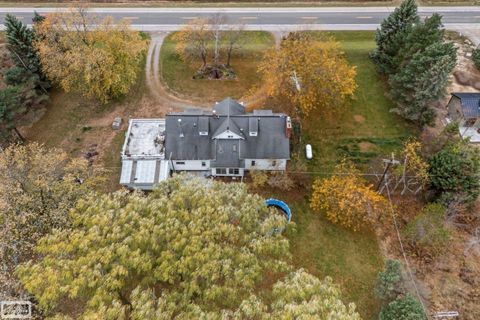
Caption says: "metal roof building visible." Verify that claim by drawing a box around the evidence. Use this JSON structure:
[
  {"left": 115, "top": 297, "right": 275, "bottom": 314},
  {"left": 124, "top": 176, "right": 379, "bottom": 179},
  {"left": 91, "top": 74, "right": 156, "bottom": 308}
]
[
  {"left": 451, "top": 92, "right": 480, "bottom": 118},
  {"left": 120, "top": 119, "right": 170, "bottom": 190}
]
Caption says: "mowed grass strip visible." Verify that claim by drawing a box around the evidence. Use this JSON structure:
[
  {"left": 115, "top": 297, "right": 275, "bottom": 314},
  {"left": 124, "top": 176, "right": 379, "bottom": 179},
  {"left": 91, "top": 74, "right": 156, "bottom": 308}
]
[
  {"left": 159, "top": 31, "right": 275, "bottom": 103},
  {"left": 303, "top": 31, "right": 416, "bottom": 172},
  {"left": 287, "top": 32, "right": 416, "bottom": 319}
]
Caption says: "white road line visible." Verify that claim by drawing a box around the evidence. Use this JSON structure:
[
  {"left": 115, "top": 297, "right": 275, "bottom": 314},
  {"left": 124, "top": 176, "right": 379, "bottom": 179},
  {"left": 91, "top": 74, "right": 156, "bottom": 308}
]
[
  {"left": 123, "top": 16, "right": 139, "bottom": 20},
  {"left": 301, "top": 17, "right": 318, "bottom": 20},
  {"left": 181, "top": 16, "right": 198, "bottom": 20},
  {"left": 356, "top": 16, "right": 373, "bottom": 19},
  {"left": 1, "top": 7, "right": 480, "bottom": 14},
  {"left": 240, "top": 16, "right": 258, "bottom": 20}
]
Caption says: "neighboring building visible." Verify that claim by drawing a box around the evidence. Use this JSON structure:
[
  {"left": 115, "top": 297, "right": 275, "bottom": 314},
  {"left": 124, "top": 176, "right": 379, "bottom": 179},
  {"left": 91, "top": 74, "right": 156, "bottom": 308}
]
[
  {"left": 120, "top": 98, "right": 291, "bottom": 190},
  {"left": 447, "top": 92, "right": 480, "bottom": 143}
]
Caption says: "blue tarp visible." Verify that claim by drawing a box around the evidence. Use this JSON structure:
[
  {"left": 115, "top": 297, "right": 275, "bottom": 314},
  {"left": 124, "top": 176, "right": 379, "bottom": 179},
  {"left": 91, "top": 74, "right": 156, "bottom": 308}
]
[{"left": 265, "top": 198, "right": 292, "bottom": 222}]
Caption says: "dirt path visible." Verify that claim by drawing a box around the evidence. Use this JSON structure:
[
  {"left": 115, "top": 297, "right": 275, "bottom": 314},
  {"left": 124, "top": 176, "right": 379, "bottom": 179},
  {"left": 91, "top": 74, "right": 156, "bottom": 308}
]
[{"left": 146, "top": 32, "right": 207, "bottom": 110}]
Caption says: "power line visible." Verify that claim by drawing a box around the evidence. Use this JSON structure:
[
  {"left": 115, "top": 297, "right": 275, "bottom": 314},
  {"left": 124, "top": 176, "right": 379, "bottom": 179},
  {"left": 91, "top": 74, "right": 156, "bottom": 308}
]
[
  {"left": 384, "top": 171, "right": 430, "bottom": 320},
  {"left": 93, "top": 165, "right": 480, "bottom": 179}
]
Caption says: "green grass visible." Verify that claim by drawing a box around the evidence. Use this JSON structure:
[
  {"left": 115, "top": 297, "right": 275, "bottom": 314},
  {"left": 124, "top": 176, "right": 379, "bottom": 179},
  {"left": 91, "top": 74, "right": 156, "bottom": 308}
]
[
  {"left": 160, "top": 31, "right": 275, "bottom": 103},
  {"left": 288, "top": 201, "right": 384, "bottom": 319},
  {"left": 302, "top": 31, "right": 417, "bottom": 172},
  {"left": 23, "top": 54, "right": 148, "bottom": 192},
  {"left": 284, "top": 31, "right": 416, "bottom": 319}
]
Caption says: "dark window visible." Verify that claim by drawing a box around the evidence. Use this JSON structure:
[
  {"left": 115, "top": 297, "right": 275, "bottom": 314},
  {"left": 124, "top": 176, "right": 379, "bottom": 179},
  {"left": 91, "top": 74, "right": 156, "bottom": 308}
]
[
  {"left": 176, "top": 161, "right": 185, "bottom": 165},
  {"left": 216, "top": 168, "right": 227, "bottom": 175},
  {"left": 251, "top": 160, "right": 256, "bottom": 166},
  {"left": 272, "top": 160, "right": 277, "bottom": 166},
  {"left": 229, "top": 168, "right": 239, "bottom": 175},
  {"left": 201, "top": 161, "right": 206, "bottom": 167}
]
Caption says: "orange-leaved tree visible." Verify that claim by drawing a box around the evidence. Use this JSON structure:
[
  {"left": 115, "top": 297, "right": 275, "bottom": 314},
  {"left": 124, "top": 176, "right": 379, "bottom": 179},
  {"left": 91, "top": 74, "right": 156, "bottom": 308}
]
[
  {"left": 310, "top": 160, "right": 387, "bottom": 231},
  {"left": 258, "top": 32, "right": 357, "bottom": 118},
  {"left": 35, "top": 7, "right": 148, "bottom": 103}
]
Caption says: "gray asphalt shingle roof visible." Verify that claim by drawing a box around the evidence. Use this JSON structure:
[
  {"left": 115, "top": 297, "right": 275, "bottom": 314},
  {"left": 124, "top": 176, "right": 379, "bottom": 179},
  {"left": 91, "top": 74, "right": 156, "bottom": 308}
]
[
  {"left": 452, "top": 92, "right": 480, "bottom": 118},
  {"left": 165, "top": 98, "right": 290, "bottom": 166}
]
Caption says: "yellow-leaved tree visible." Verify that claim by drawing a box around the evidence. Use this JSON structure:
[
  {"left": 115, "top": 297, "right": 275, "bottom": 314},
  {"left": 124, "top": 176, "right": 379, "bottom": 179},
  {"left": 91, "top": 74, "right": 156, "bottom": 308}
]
[
  {"left": 310, "top": 161, "right": 387, "bottom": 231},
  {"left": 259, "top": 32, "right": 357, "bottom": 118},
  {"left": 35, "top": 7, "right": 148, "bottom": 103},
  {"left": 173, "top": 18, "right": 212, "bottom": 68}
]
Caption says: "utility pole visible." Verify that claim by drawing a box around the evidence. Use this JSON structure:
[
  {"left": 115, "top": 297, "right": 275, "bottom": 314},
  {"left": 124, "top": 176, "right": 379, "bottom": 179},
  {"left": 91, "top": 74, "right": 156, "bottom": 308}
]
[{"left": 376, "top": 153, "right": 400, "bottom": 191}]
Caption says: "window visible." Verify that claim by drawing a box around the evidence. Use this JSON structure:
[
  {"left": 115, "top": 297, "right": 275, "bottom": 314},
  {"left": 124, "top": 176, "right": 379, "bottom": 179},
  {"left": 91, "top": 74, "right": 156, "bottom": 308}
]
[
  {"left": 176, "top": 161, "right": 185, "bottom": 165},
  {"left": 229, "top": 168, "right": 239, "bottom": 175},
  {"left": 232, "top": 144, "right": 237, "bottom": 152},
  {"left": 201, "top": 161, "right": 206, "bottom": 167},
  {"left": 216, "top": 168, "right": 227, "bottom": 175},
  {"left": 251, "top": 160, "right": 256, "bottom": 166},
  {"left": 271, "top": 160, "right": 277, "bottom": 167}
]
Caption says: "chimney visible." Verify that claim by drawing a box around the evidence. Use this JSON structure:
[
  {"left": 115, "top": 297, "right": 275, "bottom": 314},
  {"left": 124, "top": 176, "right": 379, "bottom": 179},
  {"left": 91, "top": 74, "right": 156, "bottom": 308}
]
[{"left": 286, "top": 116, "right": 292, "bottom": 138}]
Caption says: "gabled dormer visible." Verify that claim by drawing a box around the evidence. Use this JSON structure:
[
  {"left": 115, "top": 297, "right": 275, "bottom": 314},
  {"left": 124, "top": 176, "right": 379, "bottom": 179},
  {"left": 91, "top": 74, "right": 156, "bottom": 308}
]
[{"left": 212, "top": 118, "right": 244, "bottom": 140}]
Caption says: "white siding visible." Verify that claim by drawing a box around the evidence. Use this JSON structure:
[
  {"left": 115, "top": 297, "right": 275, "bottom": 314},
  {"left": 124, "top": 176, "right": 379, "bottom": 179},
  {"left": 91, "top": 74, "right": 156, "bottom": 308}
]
[
  {"left": 214, "top": 130, "right": 244, "bottom": 140},
  {"left": 172, "top": 160, "right": 210, "bottom": 171},
  {"left": 244, "top": 159, "right": 287, "bottom": 171}
]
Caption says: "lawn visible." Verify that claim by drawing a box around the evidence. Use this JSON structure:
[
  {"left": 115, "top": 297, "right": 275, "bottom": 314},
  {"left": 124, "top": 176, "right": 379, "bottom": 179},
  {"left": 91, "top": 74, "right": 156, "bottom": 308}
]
[
  {"left": 301, "top": 31, "right": 416, "bottom": 173},
  {"left": 20, "top": 30, "right": 415, "bottom": 319},
  {"left": 279, "top": 31, "right": 415, "bottom": 319},
  {"left": 21, "top": 56, "right": 149, "bottom": 192},
  {"left": 159, "top": 30, "right": 415, "bottom": 319},
  {"left": 159, "top": 31, "right": 275, "bottom": 103}
]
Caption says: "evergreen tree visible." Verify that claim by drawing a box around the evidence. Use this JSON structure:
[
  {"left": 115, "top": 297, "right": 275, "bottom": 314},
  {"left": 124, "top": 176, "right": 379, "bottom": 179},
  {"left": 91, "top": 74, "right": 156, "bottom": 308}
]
[
  {"left": 389, "top": 41, "right": 456, "bottom": 125},
  {"left": 473, "top": 48, "right": 480, "bottom": 70},
  {"left": 429, "top": 138, "right": 480, "bottom": 203},
  {"left": 375, "top": 260, "right": 405, "bottom": 303},
  {"left": 5, "top": 14, "right": 42, "bottom": 75},
  {"left": 379, "top": 294, "right": 427, "bottom": 320},
  {"left": 371, "top": 0, "right": 419, "bottom": 74},
  {"left": 32, "top": 11, "right": 45, "bottom": 24},
  {"left": 0, "top": 86, "right": 23, "bottom": 138},
  {"left": 393, "top": 13, "right": 444, "bottom": 68},
  {"left": 0, "top": 78, "right": 48, "bottom": 141}
]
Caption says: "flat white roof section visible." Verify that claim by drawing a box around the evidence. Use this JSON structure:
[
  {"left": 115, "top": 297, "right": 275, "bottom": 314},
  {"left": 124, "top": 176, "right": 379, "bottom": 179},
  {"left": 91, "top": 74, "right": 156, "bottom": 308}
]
[
  {"left": 135, "top": 160, "right": 157, "bottom": 184},
  {"left": 120, "top": 160, "right": 133, "bottom": 184},
  {"left": 120, "top": 118, "right": 171, "bottom": 190},
  {"left": 158, "top": 160, "right": 170, "bottom": 182},
  {"left": 120, "top": 159, "right": 171, "bottom": 190},
  {"left": 122, "top": 119, "right": 166, "bottom": 158}
]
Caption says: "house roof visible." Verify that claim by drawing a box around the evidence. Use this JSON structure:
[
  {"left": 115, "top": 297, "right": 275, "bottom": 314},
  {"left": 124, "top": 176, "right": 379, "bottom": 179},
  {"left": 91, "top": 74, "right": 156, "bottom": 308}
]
[
  {"left": 212, "top": 116, "right": 244, "bottom": 139},
  {"left": 213, "top": 97, "right": 245, "bottom": 115},
  {"left": 452, "top": 92, "right": 480, "bottom": 118},
  {"left": 165, "top": 98, "right": 290, "bottom": 166}
]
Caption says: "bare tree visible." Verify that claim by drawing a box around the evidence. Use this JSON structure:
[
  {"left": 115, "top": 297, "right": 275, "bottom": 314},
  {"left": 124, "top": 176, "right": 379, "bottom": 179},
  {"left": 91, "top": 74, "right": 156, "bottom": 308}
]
[
  {"left": 173, "top": 18, "right": 212, "bottom": 69},
  {"left": 209, "top": 13, "right": 226, "bottom": 67},
  {"left": 224, "top": 22, "right": 245, "bottom": 67}
]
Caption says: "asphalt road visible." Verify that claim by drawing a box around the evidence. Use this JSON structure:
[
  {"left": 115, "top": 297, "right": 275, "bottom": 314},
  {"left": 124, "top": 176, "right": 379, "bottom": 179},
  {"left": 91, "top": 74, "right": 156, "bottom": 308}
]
[{"left": 0, "top": 7, "right": 479, "bottom": 31}]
